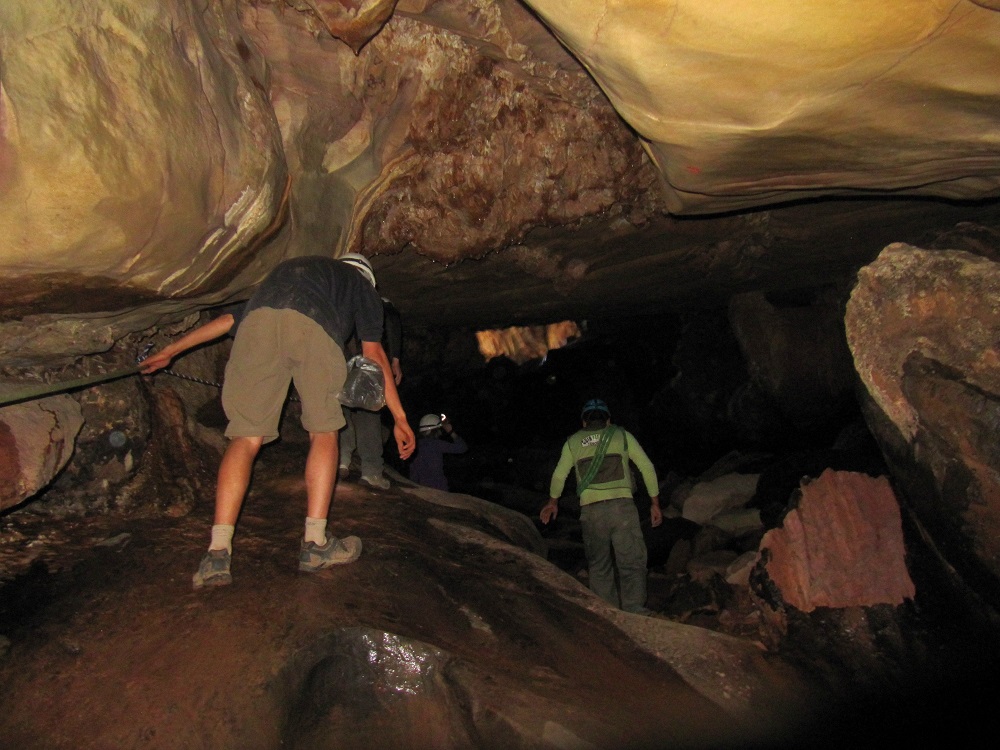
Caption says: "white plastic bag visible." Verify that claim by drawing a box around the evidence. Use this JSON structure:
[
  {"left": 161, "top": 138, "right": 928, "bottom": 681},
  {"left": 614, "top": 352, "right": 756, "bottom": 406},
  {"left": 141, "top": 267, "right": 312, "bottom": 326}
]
[{"left": 338, "top": 356, "right": 385, "bottom": 411}]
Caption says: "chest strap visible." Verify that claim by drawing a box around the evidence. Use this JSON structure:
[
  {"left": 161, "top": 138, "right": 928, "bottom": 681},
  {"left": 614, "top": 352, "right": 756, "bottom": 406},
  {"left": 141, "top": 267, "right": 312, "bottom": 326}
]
[{"left": 576, "top": 427, "right": 618, "bottom": 494}]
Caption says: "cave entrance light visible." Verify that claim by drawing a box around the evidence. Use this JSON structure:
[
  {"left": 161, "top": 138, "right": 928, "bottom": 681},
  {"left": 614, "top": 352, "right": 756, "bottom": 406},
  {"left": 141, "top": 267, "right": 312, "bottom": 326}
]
[{"left": 474, "top": 321, "right": 581, "bottom": 365}]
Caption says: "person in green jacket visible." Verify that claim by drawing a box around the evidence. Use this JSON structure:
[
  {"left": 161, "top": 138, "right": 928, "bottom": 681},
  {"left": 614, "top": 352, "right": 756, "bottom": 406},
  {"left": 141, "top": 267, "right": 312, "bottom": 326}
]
[{"left": 541, "top": 399, "right": 662, "bottom": 614}]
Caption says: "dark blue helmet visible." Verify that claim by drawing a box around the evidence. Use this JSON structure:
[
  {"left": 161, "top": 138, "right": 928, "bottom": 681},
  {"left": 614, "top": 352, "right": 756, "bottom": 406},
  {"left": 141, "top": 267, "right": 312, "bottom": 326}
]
[{"left": 581, "top": 399, "right": 609, "bottom": 419}]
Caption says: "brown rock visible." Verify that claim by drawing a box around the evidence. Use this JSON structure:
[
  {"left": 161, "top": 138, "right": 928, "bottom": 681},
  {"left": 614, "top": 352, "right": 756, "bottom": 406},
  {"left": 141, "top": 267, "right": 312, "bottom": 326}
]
[
  {"left": 0, "top": 396, "right": 84, "bottom": 512},
  {"left": 0, "top": 441, "right": 811, "bottom": 749},
  {"left": 729, "top": 289, "right": 856, "bottom": 430},
  {"left": 295, "top": 0, "right": 400, "bottom": 53},
  {"left": 760, "top": 470, "right": 915, "bottom": 612},
  {"left": 846, "top": 244, "right": 1000, "bottom": 604},
  {"left": 524, "top": 0, "right": 1000, "bottom": 212}
]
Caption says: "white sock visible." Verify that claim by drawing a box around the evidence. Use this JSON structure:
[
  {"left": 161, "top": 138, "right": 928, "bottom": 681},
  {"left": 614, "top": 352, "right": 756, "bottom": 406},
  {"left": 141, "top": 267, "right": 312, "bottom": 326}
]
[
  {"left": 209, "top": 524, "right": 235, "bottom": 554},
  {"left": 304, "top": 517, "right": 328, "bottom": 545}
]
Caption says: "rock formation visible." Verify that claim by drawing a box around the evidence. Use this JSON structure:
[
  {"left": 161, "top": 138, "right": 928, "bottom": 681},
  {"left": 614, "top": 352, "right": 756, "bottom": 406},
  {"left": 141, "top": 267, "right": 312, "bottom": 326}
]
[
  {"left": 3, "top": 0, "right": 1000, "bottom": 363},
  {"left": 0, "top": 397, "right": 83, "bottom": 512},
  {"left": 759, "top": 470, "right": 915, "bottom": 614},
  {"left": 2, "top": 2, "right": 1000, "bottom": 744},
  {"left": 0, "top": 443, "right": 813, "bottom": 749},
  {"left": 846, "top": 244, "right": 1000, "bottom": 610}
]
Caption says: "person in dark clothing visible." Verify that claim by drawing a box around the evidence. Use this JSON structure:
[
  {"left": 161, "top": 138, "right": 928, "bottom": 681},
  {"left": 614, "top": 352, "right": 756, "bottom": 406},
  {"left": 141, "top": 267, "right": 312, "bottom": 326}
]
[
  {"left": 139, "top": 253, "right": 415, "bottom": 589},
  {"left": 408, "top": 413, "right": 467, "bottom": 492},
  {"left": 339, "top": 298, "right": 403, "bottom": 490}
]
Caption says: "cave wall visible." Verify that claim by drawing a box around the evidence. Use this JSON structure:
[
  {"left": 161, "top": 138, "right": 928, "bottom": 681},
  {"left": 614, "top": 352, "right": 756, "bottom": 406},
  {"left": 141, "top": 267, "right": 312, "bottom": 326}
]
[
  {"left": 4, "top": 0, "right": 1000, "bottom": 368},
  {"left": 524, "top": 0, "right": 1000, "bottom": 212},
  {"left": 0, "top": 0, "right": 289, "bottom": 367}
]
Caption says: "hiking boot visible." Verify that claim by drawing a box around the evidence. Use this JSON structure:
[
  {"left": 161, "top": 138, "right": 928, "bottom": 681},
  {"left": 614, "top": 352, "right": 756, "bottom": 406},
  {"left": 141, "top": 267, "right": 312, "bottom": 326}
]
[
  {"left": 192, "top": 549, "right": 232, "bottom": 589},
  {"left": 338, "top": 464, "right": 350, "bottom": 479},
  {"left": 360, "top": 474, "right": 390, "bottom": 490},
  {"left": 299, "top": 535, "right": 362, "bottom": 571}
]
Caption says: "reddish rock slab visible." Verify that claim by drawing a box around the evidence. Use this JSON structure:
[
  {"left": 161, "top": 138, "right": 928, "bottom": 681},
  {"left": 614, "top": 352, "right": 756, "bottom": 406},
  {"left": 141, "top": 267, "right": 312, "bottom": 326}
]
[{"left": 761, "top": 470, "right": 915, "bottom": 612}]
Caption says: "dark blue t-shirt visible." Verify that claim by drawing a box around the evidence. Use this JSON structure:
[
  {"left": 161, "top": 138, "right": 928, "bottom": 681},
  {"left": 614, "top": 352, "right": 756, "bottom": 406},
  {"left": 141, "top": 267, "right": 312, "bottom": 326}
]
[
  {"left": 232, "top": 256, "right": 383, "bottom": 348},
  {"left": 408, "top": 434, "right": 468, "bottom": 491}
]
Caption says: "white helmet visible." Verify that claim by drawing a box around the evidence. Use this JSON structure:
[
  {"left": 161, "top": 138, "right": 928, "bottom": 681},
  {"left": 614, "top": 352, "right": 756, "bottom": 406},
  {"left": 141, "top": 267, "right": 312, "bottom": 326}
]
[
  {"left": 340, "top": 253, "right": 376, "bottom": 288},
  {"left": 419, "top": 413, "right": 443, "bottom": 433}
]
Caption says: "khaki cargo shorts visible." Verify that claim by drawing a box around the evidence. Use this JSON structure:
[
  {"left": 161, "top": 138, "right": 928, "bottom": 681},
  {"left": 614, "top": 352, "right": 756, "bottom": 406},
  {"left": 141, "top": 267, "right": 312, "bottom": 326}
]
[{"left": 222, "top": 308, "right": 348, "bottom": 442}]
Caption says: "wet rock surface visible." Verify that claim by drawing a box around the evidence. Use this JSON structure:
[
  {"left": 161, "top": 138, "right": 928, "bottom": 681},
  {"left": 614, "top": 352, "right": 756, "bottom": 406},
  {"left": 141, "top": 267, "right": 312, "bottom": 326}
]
[
  {"left": 2, "top": 438, "right": 998, "bottom": 748},
  {"left": 1, "top": 440, "right": 812, "bottom": 750}
]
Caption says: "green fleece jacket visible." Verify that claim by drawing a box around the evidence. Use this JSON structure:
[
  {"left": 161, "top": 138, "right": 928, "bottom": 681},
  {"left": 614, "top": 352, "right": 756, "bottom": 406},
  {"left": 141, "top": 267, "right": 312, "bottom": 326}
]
[{"left": 549, "top": 425, "right": 658, "bottom": 506}]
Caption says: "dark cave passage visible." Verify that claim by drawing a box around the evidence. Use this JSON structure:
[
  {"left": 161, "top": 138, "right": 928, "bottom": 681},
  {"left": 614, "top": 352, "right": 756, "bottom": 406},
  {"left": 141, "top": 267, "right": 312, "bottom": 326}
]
[{"left": 388, "top": 306, "right": 882, "bottom": 527}]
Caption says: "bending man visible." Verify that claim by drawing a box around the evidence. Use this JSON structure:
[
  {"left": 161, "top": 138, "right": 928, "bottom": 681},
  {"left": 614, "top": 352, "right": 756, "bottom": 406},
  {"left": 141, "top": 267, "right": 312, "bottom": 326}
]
[{"left": 140, "top": 253, "right": 415, "bottom": 589}]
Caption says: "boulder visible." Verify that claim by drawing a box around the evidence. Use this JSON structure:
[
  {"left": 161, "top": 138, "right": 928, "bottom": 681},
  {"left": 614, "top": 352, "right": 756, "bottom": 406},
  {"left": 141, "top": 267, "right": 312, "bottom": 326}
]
[
  {"left": 759, "top": 470, "right": 915, "bottom": 613},
  {"left": 846, "top": 244, "right": 1000, "bottom": 609},
  {"left": 728, "top": 289, "right": 856, "bottom": 431},
  {"left": 0, "top": 396, "right": 84, "bottom": 512},
  {"left": 678, "top": 472, "right": 759, "bottom": 526}
]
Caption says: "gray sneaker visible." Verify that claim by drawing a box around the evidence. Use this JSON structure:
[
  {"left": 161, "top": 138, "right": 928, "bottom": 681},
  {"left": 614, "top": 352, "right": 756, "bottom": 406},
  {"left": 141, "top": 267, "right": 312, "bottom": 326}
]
[
  {"left": 192, "top": 549, "right": 232, "bottom": 589},
  {"left": 360, "top": 474, "right": 390, "bottom": 490},
  {"left": 299, "top": 535, "right": 362, "bottom": 571}
]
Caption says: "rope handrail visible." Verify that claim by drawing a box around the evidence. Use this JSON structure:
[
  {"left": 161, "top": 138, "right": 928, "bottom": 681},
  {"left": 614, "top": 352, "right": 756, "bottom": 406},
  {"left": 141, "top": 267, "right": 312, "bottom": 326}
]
[
  {"left": 0, "top": 366, "right": 143, "bottom": 407},
  {"left": 0, "top": 362, "right": 300, "bottom": 408}
]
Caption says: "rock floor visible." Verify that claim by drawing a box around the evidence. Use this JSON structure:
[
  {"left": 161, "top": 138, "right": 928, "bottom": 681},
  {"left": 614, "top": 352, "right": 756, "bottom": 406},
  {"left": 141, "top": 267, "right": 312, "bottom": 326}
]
[
  {"left": 0, "top": 441, "right": 815, "bottom": 750},
  {"left": 1, "top": 440, "right": 996, "bottom": 749}
]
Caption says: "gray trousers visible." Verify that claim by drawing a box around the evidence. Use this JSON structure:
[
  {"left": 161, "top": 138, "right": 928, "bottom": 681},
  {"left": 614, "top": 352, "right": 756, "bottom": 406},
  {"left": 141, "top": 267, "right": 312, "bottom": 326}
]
[
  {"left": 580, "top": 497, "right": 648, "bottom": 613},
  {"left": 339, "top": 407, "right": 384, "bottom": 477}
]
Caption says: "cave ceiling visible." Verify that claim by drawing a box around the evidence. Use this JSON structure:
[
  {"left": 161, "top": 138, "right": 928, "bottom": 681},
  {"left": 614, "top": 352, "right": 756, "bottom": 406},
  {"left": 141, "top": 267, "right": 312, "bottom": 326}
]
[{"left": 1, "top": 0, "right": 1000, "bottom": 368}]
